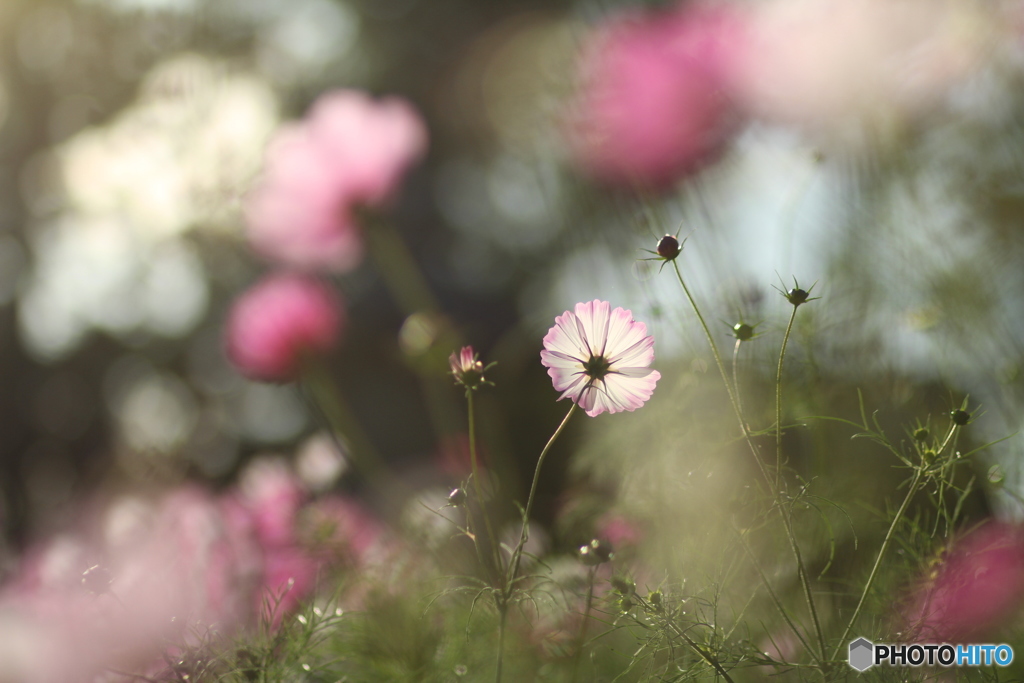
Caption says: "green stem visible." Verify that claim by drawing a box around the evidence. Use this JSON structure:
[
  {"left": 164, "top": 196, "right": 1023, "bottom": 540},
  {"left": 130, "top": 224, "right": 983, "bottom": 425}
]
[
  {"left": 506, "top": 402, "right": 578, "bottom": 588},
  {"left": 570, "top": 566, "right": 599, "bottom": 682},
  {"left": 468, "top": 391, "right": 502, "bottom": 578},
  {"left": 495, "top": 402, "right": 577, "bottom": 683},
  {"left": 671, "top": 261, "right": 825, "bottom": 663},
  {"left": 300, "top": 362, "right": 386, "bottom": 486},
  {"left": 365, "top": 216, "right": 442, "bottom": 315},
  {"left": 830, "top": 423, "right": 957, "bottom": 662},
  {"left": 830, "top": 468, "right": 924, "bottom": 661},
  {"left": 776, "top": 306, "right": 799, "bottom": 491},
  {"left": 732, "top": 339, "right": 744, "bottom": 423},
  {"left": 495, "top": 602, "right": 507, "bottom": 683},
  {"left": 735, "top": 528, "right": 820, "bottom": 665}
]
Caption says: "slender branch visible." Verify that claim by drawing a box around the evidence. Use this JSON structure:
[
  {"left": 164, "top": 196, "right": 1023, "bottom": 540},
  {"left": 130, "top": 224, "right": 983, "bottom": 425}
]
[{"left": 671, "top": 261, "right": 825, "bottom": 662}]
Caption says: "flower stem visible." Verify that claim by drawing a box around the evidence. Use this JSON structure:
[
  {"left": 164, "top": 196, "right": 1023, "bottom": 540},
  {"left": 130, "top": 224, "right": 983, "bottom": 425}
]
[
  {"left": 506, "top": 402, "right": 578, "bottom": 588},
  {"left": 467, "top": 390, "right": 502, "bottom": 578},
  {"left": 671, "top": 261, "right": 825, "bottom": 663},
  {"left": 776, "top": 305, "right": 799, "bottom": 491},
  {"left": 495, "top": 402, "right": 577, "bottom": 683},
  {"left": 830, "top": 422, "right": 957, "bottom": 662},
  {"left": 570, "top": 566, "right": 599, "bottom": 683}
]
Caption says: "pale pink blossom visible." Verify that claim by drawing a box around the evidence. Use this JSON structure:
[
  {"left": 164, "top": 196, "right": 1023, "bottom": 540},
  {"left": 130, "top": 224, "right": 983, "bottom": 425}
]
[
  {"left": 246, "top": 89, "right": 427, "bottom": 272},
  {"left": 569, "top": 4, "right": 743, "bottom": 187},
  {"left": 225, "top": 273, "right": 344, "bottom": 382},
  {"left": 726, "top": 0, "right": 997, "bottom": 139},
  {"left": 904, "top": 521, "right": 1024, "bottom": 642},
  {"left": 540, "top": 300, "right": 660, "bottom": 417},
  {"left": 0, "top": 488, "right": 259, "bottom": 683}
]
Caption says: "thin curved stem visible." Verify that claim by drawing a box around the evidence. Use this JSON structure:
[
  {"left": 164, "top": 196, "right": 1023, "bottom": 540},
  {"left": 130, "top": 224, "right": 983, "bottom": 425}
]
[
  {"left": 830, "top": 423, "right": 957, "bottom": 661},
  {"left": 506, "top": 402, "right": 578, "bottom": 587},
  {"left": 732, "top": 338, "right": 744, "bottom": 423},
  {"left": 776, "top": 306, "right": 799, "bottom": 491},
  {"left": 830, "top": 468, "right": 924, "bottom": 661},
  {"left": 496, "top": 402, "right": 577, "bottom": 683},
  {"left": 671, "top": 261, "right": 825, "bottom": 663}
]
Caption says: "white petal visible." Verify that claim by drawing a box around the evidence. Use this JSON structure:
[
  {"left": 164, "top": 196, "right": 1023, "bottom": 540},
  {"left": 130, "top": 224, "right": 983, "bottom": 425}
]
[
  {"left": 609, "top": 335, "right": 654, "bottom": 369},
  {"left": 575, "top": 300, "right": 611, "bottom": 357}
]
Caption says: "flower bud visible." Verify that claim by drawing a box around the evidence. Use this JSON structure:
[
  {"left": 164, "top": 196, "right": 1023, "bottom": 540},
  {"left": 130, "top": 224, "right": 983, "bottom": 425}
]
[
  {"left": 786, "top": 288, "right": 810, "bottom": 306},
  {"left": 648, "top": 590, "right": 663, "bottom": 606},
  {"left": 619, "top": 596, "right": 634, "bottom": 612},
  {"left": 656, "top": 235, "right": 681, "bottom": 260},
  {"left": 913, "top": 427, "right": 929, "bottom": 442},
  {"left": 448, "top": 487, "right": 467, "bottom": 506},
  {"left": 578, "top": 538, "right": 614, "bottom": 566},
  {"left": 732, "top": 322, "right": 754, "bottom": 341},
  {"left": 951, "top": 409, "right": 971, "bottom": 426},
  {"left": 611, "top": 576, "right": 635, "bottom": 595}
]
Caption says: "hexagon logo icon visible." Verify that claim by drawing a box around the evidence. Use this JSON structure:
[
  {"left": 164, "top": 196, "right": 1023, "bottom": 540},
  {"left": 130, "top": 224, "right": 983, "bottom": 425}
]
[{"left": 848, "top": 637, "right": 874, "bottom": 672}]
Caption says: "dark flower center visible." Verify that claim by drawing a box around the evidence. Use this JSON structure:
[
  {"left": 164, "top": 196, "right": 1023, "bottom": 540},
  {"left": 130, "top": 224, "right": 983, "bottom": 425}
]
[{"left": 584, "top": 354, "right": 611, "bottom": 380}]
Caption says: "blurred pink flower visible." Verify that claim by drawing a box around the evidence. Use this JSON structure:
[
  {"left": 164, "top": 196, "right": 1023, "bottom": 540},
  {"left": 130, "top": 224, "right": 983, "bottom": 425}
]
[
  {"left": 541, "top": 300, "right": 660, "bottom": 417},
  {"left": 246, "top": 89, "right": 427, "bottom": 272},
  {"left": 904, "top": 521, "right": 1024, "bottom": 643},
  {"left": 0, "top": 487, "right": 259, "bottom": 683},
  {"left": 569, "top": 4, "right": 743, "bottom": 187},
  {"left": 225, "top": 273, "right": 344, "bottom": 382},
  {"left": 596, "top": 512, "right": 644, "bottom": 550},
  {"left": 726, "top": 0, "right": 997, "bottom": 139}
]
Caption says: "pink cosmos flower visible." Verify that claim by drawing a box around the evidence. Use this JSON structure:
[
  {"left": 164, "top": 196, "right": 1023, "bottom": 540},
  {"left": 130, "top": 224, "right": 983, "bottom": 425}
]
[
  {"left": 726, "top": 0, "right": 996, "bottom": 139},
  {"left": 569, "top": 4, "right": 743, "bottom": 187},
  {"left": 246, "top": 89, "right": 428, "bottom": 272},
  {"left": 540, "top": 300, "right": 661, "bottom": 417},
  {"left": 225, "top": 273, "right": 344, "bottom": 382},
  {"left": 903, "top": 521, "right": 1024, "bottom": 643}
]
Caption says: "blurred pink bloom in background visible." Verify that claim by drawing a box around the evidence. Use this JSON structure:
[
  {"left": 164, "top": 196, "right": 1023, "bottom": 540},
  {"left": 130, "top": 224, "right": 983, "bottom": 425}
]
[
  {"left": 727, "top": 0, "right": 998, "bottom": 139},
  {"left": 904, "top": 520, "right": 1024, "bottom": 643},
  {"left": 0, "top": 461, "right": 383, "bottom": 682},
  {"left": 246, "top": 89, "right": 427, "bottom": 272},
  {"left": 596, "top": 512, "right": 644, "bottom": 550},
  {"left": 541, "top": 300, "right": 660, "bottom": 417},
  {"left": 225, "top": 273, "right": 344, "bottom": 382},
  {"left": 569, "top": 4, "right": 743, "bottom": 187}
]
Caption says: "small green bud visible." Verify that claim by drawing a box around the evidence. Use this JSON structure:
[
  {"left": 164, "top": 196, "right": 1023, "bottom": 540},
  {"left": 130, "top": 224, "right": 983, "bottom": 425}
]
[
  {"left": 619, "top": 597, "right": 634, "bottom": 612},
  {"left": 921, "top": 449, "right": 937, "bottom": 463},
  {"left": 611, "top": 576, "right": 635, "bottom": 595},
  {"left": 657, "top": 235, "right": 681, "bottom": 260},
  {"left": 913, "top": 427, "right": 929, "bottom": 442},
  {"left": 950, "top": 409, "right": 971, "bottom": 426},
  {"left": 786, "top": 288, "right": 810, "bottom": 306},
  {"left": 578, "top": 539, "right": 614, "bottom": 566},
  {"left": 732, "top": 322, "right": 755, "bottom": 341},
  {"left": 448, "top": 487, "right": 466, "bottom": 506}
]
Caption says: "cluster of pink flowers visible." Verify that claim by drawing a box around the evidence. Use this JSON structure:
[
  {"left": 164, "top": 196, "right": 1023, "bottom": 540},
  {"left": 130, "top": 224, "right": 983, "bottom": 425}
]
[
  {"left": 0, "top": 460, "right": 383, "bottom": 682},
  {"left": 569, "top": 0, "right": 999, "bottom": 187},
  {"left": 227, "top": 90, "right": 427, "bottom": 382}
]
